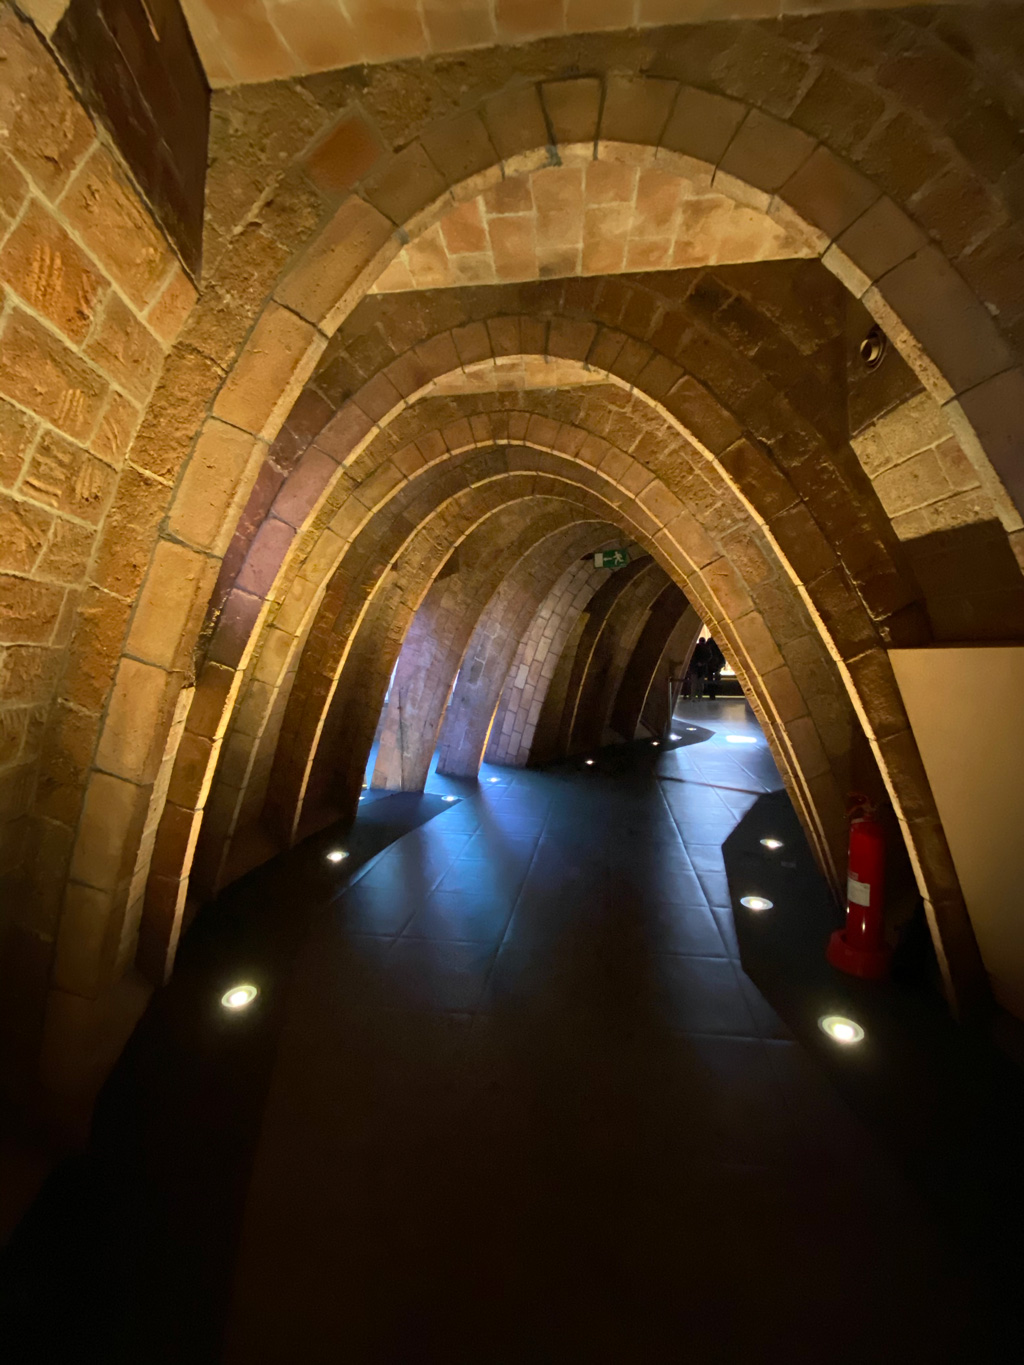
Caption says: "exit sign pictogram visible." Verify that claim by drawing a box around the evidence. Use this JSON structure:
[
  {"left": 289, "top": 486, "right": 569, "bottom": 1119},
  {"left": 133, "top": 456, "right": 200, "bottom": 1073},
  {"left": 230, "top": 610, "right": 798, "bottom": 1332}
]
[{"left": 594, "top": 549, "right": 629, "bottom": 569}]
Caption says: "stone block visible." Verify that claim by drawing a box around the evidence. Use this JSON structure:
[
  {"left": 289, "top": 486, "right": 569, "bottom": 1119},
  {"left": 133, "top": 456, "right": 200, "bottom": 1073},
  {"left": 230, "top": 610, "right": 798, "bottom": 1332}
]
[
  {"left": 779, "top": 146, "right": 879, "bottom": 243},
  {"left": 61, "top": 147, "right": 173, "bottom": 310},
  {"left": 126, "top": 540, "right": 215, "bottom": 671},
  {"left": 213, "top": 302, "right": 325, "bottom": 440},
  {"left": 304, "top": 111, "right": 384, "bottom": 196},
  {"left": 0, "top": 493, "right": 52, "bottom": 574},
  {"left": 421, "top": 110, "right": 498, "bottom": 190},
  {"left": 90, "top": 390, "right": 140, "bottom": 469},
  {"left": 865, "top": 247, "right": 1014, "bottom": 402},
  {"left": 95, "top": 658, "right": 180, "bottom": 785},
  {"left": 943, "top": 366, "right": 1024, "bottom": 525},
  {"left": 168, "top": 418, "right": 266, "bottom": 555},
  {"left": 663, "top": 375, "right": 742, "bottom": 453},
  {"left": 362, "top": 141, "right": 449, "bottom": 229},
  {"left": 84, "top": 292, "right": 164, "bottom": 402},
  {"left": 22, "top": 428, "right": 116, "bottom": 526},
  {"left": 0, "top": 396, "right": 36, "bottom": 489},
  {"left": 541, "top": 78, "right": 602, "bottom": 149},
  {"left": 36, "top": 516, "right": 94, "bottom": 585},
  {"left": 274, "top": 195, "right": 394, "bottom": 332},
  {"left": 600, "top": 76, "right": 677, "bottom": 150},
  {"left": 187, "top": 662, "right": 241, "bottom": 743},
  {"left": 0, "top": 199, "right": 107, "bottom": 346},
  {"left": 207, "top": 589, "right": 264, "bottom": 669},
  {"left": 0, "top": 573, "right": 63, "bottom": 646},
  {"left": 718, "top": 110, "right": 816, "bottom": 194},
  {"left": 0, "top": 308, "right": 107, "bottom": 443},
  {"left": 52, "top": 882, "right": 116, "bottom": 998},
  {"left": 830, "top": 196, "right": 928, "bottom": 296},
  {"left": 0, "top": 7, "right": 94, "bottom": 197},
  {"left": 166, "top": 729, "right": 217, "bottom": 811},
  {"left": 481, "top": 84, "right": 550, "bottom": 171},
  {"left": 69, "top": 769, "right": 150, "bottom": 894}
]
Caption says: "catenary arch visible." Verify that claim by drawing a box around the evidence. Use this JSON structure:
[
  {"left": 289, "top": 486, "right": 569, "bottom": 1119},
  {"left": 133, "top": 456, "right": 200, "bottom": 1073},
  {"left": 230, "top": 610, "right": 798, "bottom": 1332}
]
[
  {"left": 143, "top": 336, "right": 981, "bottom": 1011},
  {"left": 148, "top": 412, "right": 862, "bottom": 993},
  {"left": 482, "top": 554, "right": 634, "bottom": 770},
  {"left": 43, "top": 42, "right": 1024, "bottom": 1085},
  {"left": 263, "top": 456, "right": 841, "bottom": 862},
  {"left": 150, "top": 263, "right": 994, "bottom": 1008},
  {"left": 371, "top": 516, "right": 621, "bottom": 793},
  {"left": 612, "top": 585, "right": 701, "bottom": 744},
  {"left": 439, "top": 541, "right": 636, "bottom": 777},
  {"left": 166, "top": 355, "right": 857, "bottom": 954},
  {"left": 183, "top": 374, "right": 859, "bottom": 889}
]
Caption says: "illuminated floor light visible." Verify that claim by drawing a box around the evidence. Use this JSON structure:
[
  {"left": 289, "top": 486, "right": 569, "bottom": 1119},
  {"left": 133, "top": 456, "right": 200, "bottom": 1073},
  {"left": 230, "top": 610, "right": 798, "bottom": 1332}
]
[
  {"left": 488, "top": 777, "right": 499, "bottom": 783},
  {"left": 686, "top": 727, "right": 697, "bottom": 732},
  {"left": 760, "top": 838, "right": 783, "bottom": 851},
  {"left": 585, "top": 759, "right": 595, "bottom": 766},
  {"left": 221, "top": 983, "right": 258, "bottom": 1010},
  {"left": 444, "top": 795, "right": 457, "bottom": 802},
  {"left": 726, "top": 735, "right": 757, "bottom": 744},
  {"left": 652, "top": 740, "right": 659, "bottom": 746},
  {"left": 670, "top": 733, "right": 680, "bottom": 740},
  {"left": 740, "top": 895, "right": 773, "bottom": 911},
  {"left": 326, "top": 849, "right": 348, "bottom": 863},
  {"left": 819, "top": 1015, "right": 865, "bottom": 1045}
]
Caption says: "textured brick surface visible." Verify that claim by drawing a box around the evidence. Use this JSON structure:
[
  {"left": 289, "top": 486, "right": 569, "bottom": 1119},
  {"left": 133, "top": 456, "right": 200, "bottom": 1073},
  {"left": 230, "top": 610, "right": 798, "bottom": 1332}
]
[{"left": 7, "top": 4, "right": 1023, "bottom": 1116}]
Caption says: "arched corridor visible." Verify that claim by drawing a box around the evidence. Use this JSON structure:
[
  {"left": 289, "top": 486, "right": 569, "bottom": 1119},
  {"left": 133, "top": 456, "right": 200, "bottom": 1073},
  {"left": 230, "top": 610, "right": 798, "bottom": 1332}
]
[
  {"left": 3, "top": 1, "right": 1024, "bottom": 1356},
  {"left": 3, "top": 703, "right": 1022, "bottom": 1360}
]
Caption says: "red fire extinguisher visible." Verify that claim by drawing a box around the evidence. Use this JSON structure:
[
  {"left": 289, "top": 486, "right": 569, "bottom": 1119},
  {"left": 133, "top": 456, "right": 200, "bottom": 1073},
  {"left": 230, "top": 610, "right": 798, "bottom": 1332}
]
[{"left": 827, "top": 794, "right": 892, "bottom": 979}]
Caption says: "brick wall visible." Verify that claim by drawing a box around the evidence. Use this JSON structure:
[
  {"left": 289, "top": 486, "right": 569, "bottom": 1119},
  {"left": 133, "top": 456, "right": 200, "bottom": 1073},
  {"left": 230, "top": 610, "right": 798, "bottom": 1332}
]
[{"left": 0, "top": 6, "right": 194, "bottom": 1085}]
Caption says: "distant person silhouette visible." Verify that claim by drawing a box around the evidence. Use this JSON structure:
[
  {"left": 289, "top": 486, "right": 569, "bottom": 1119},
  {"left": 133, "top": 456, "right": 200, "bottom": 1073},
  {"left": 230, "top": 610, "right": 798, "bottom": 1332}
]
[{"left": 687, "top": 638, "right": 710, "bottom": 700}]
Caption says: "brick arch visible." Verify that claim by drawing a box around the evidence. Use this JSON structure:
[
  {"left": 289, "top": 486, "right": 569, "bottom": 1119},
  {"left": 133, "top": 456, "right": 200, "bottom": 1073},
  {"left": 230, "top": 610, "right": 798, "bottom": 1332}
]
[
  {"left": 483, "top": 555, "right": 621, "bottom": 771},
  {"left": 151, "top": 350, "right": 970, "bottom": 1002},
  {"left": 156, "top": 345, "right": 861, "bottom": 966},
  {"left": 179, "top": 270, "right": 1001, "bottom": 1008},
  {"left": 369, "top": 510, "right": 612, "bottom": 794},
  {"left": 438, "top": 534, "right": 629, "bottom": 779},
  {"left": 47, "top": 49, "right": 1024, "bottom": 1077},
  {"left": 563, "top": 558, "right": 672, "bottom": 756},
  {"left": 612, "top": 586, "right": 701, "bottom": 742},
  {"left": 264, "top": 464, "right": 791, "bottom": 846}
]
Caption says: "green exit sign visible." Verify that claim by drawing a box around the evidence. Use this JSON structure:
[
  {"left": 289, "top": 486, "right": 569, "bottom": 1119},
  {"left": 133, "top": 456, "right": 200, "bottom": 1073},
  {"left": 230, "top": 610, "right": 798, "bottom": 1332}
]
[{"left": 594, "top": 549, "right": 629, "bottom": 569}]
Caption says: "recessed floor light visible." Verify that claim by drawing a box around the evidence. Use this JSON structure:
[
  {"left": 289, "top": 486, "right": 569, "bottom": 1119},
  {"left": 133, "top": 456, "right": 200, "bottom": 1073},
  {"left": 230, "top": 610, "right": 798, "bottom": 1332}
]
[
  {"left": 726, "top": 735, "right": 757, "bottom": 744},
  {"left": 652, "top": 740, "right": 659, "bottom": 746},
  {"left": 221, "top": 983, "right": 258, "bottom": 1010},
  {"left": 740, "top": 895, "right": 773, "bottom": 911},
  {"left": 488, "top": 777, "right": 499, "bottom": 783},
  {"left": 585, "top": 759, "right": 595, "bottom": 766},
  {"left": 326, "top": 849, "right": 348, "bottom": 863},
  {"left": 444, "top": 795, "right": 457, "bottom": 802},
  {"left": 819, "top": 1015, "right": 865, "bottom": 1045},
  {"left": 686, "top": 727, "right": 697, "bottom": 732},
  {"left": 670, "top": 733, "right": 679, "bottom": 740},
  {"left": 760, "top": 838, "right": 783, "bottom": 850}
]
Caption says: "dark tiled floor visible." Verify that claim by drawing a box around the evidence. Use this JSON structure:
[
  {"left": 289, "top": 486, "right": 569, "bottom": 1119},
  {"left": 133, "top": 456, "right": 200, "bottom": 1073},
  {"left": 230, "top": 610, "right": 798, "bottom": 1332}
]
[{"left": 2, "top": 701, "right": 1020, "bottom": 1362}]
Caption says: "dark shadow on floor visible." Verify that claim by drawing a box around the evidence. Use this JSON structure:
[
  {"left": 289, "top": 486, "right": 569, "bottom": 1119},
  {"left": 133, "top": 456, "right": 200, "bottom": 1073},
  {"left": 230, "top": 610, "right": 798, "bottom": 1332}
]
[{"left": 0, "top": 791, "right": 452, "bottom": 1364}]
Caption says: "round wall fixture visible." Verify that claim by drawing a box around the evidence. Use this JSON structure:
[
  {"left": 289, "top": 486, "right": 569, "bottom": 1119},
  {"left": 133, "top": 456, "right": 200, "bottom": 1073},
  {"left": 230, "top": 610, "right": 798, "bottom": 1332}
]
[
  {"left": 221, "top": 983, "right": 258, "bottom": 1010},
  {"left": 819, "top": 1015, "right": 865, "bottom": 1045},
  {"left": 740, "top": 895, "right": 773, "bottom": 911},
  {"left": 859, "top": 325, "right": 887, "bottom": 370}
]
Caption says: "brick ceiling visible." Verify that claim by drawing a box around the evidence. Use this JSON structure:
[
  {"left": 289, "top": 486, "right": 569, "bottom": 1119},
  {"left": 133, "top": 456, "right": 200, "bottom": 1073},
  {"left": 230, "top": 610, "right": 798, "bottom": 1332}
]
[
  {"left": 372, "top": 160, "right": 813, "bottom": 294},
  {"left": 180, "top": 0, "right": 946, "bottom": 87}
]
